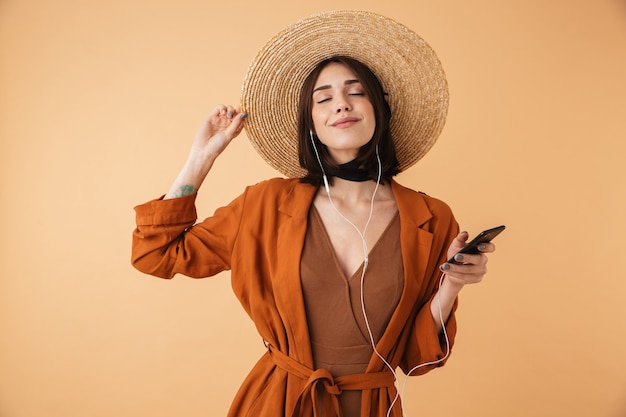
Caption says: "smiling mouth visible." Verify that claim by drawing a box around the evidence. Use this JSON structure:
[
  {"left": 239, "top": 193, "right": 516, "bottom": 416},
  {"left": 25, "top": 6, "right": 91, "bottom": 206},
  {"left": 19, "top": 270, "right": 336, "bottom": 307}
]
[{"left": 331, "top": 117, "right": 359, "bottom": 128}]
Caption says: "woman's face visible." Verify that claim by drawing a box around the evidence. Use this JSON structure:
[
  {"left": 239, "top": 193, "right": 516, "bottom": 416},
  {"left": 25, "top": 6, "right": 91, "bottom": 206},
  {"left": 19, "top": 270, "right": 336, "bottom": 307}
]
[{"left": 311, "top": 62, "right": 376, "bottom": 164}]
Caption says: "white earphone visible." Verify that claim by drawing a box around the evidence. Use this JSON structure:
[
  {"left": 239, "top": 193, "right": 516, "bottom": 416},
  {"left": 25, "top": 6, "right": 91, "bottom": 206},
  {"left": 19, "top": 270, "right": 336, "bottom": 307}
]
[{"left": 308, "top": 130, "right": 449, "bottom": 417}]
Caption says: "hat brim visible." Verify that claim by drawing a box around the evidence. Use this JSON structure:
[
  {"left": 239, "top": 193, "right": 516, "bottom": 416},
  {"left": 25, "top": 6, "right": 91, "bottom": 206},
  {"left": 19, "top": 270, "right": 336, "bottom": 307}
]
[{"left": 241, "top": 10, "right": 449, "bottom": 178}]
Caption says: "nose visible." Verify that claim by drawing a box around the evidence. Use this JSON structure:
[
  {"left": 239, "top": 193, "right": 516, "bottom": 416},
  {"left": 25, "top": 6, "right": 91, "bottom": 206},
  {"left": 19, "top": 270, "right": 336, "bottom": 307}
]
[
  {"left": 335, "top": 91, "right": 352, "bottom": 113},
  {"left": 335, "top": 102, "right": 351, "bottom": 113}
]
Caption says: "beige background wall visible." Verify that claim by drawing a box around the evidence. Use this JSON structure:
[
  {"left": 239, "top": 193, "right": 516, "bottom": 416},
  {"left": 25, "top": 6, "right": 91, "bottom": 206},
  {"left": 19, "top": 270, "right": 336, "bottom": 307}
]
[{"left": 1, "top": 0, "right": 625, "bottom": 416}]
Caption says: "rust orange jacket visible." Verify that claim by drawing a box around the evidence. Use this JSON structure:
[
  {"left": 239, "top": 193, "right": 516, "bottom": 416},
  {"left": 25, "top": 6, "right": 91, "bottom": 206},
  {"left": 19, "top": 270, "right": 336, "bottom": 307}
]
[{"left": 132, "top": 178, "right": 459, "bottom": 417}]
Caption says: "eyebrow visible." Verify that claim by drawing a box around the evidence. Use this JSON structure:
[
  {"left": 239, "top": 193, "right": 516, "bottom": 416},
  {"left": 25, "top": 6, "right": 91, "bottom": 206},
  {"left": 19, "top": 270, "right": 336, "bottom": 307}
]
[{"left": 312, "top": 79, "right": 361, "bottom": 93}]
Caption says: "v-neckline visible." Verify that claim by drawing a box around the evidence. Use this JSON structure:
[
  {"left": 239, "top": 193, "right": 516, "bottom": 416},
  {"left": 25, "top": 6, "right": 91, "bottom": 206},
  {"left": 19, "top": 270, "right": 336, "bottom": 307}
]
[{"left": 310, "top": 206, "right": 399, "bottom": 282}]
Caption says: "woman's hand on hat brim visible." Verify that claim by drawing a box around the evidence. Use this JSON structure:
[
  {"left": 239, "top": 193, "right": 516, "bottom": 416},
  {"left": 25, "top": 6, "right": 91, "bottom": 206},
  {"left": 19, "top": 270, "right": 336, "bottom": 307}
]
[
  {"left": 190, "top": 104, "right": 248, "bottom": 159},
  {"left": 163, "top": 104, "right": 248, "bottom": 199}
]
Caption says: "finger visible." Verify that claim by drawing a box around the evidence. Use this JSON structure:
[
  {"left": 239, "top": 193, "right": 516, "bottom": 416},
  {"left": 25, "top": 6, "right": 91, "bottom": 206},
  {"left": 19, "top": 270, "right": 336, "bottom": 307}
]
[
  {"left": 441, "top": 250, "right": 488, "bottom": 272},
  {"left": 224, "top": 111, "right": 248, "bottom": 138},
  {"left": 203, "top": 105, "right": 221, "bottom": 120},
  {"left": 447, "top": 230, "right": 469, "bottom": 259},
  {"left": 450, "top": 252, "right": 488, "bottom": 266},
  {"left": 441, "top": 256, "right": 487, "bottom": 272},
  {"left": 225, "top": 105, "right": 237, "bottom": 119},
  {"left": 453, "top": 231, "right": 469, "bottom": 249},
  {"left": 456, "top": 230, "right": 469, "bottom": 243},
  {"left": 477, "top": 242, "right": 496, "bottom": 253},
  {"left": 214, "top": 104, "right": 228, "bottom": 117},
  {"left": 440, "top": 262, "right": 488, "bottom": 283},
  {"left": 215, "top": 105, "right": 243, "bottom": 121}
]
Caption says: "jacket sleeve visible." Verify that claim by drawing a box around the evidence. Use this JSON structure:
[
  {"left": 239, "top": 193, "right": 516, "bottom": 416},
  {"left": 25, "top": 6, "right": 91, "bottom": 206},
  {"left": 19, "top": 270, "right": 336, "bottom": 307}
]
[
  {"left": 400, "top": 197, "right": 460, "bottom": 376},
  {"left": 131, "top": 191, "right": 245, "bottom": 279}
]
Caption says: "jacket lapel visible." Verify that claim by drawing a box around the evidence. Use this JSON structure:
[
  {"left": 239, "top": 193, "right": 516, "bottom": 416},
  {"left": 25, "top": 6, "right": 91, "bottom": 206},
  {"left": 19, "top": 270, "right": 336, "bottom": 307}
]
[
  {"left": 367, "top": 180, "right": 435, "bottom": 369},
  {"left": 274, "top": 181, "right": 317, "bottom": 367}
]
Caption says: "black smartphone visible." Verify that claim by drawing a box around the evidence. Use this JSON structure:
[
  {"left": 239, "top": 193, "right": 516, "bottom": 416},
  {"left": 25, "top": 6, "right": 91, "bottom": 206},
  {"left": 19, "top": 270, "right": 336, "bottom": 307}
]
[{"left": 448, "top": 225, "right": 505, "bottom": 264}]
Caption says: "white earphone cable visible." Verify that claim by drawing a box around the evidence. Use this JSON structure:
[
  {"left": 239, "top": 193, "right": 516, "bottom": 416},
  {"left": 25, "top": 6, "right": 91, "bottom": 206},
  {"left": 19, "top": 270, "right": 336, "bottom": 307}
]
[
  {"left": 309, "top": 132, "right": 449, "bottom": 417},
  {"left": 398, "top": 271, "right": 450, "bottom": 416}
]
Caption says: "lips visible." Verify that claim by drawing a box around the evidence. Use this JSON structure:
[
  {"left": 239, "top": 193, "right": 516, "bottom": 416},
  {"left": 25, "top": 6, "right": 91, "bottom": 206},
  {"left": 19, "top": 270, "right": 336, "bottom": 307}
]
[{"left": 331, "top": 117, "right": 359, "bottom": 128}]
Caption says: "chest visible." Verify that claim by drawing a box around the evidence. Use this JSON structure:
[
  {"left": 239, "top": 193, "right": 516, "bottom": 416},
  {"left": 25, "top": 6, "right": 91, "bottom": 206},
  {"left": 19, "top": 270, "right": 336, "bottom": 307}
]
[{"left": 312, "top": 197, "right": 399, "bottom": 279}]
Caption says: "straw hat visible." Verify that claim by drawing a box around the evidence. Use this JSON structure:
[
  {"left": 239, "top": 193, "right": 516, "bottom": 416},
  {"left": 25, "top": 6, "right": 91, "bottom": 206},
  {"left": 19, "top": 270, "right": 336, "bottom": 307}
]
[{"left": 241, "top": 10, "right": 449, "bottom": 178}]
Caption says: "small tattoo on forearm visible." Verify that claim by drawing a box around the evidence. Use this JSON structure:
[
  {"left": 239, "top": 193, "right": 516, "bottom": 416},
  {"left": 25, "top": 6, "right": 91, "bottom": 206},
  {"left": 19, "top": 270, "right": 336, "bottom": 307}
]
[{"left": 175, "top": 185, "right": 197, "bottom": 197}]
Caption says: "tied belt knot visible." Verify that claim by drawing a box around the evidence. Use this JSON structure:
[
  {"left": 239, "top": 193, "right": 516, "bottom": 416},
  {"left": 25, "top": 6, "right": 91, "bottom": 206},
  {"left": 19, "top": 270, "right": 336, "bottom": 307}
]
[
  {"left": 267, "top": 343, "right": 395, "bottom": 417},
  {"left": 308, "top": 368, "right": 342, "bottom": 395}
]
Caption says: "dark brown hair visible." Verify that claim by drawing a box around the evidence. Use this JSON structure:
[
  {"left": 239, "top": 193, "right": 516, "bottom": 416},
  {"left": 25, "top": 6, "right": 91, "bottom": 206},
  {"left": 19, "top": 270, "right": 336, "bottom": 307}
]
[{"left": 297, "top": 56, "right": 399, "bottom": 185}]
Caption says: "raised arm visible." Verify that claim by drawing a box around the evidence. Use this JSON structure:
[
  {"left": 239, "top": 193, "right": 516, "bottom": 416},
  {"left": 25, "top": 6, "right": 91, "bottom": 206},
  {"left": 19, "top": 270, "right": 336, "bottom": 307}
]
[
  {"left": 165, "top": 104, "right": 247, "bottom": 199},
  {"left": 131, "top": 104, "right": 247, "bottom": 278}
]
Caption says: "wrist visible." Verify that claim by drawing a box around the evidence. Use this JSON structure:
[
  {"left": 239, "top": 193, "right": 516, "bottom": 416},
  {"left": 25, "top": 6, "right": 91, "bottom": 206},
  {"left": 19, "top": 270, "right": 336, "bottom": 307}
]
[
  {"left": 164, "top": 151, "right": 215, "bottom": 200},
  {"left": 440, "top": 276, "right": 464, "bottom": 297}
]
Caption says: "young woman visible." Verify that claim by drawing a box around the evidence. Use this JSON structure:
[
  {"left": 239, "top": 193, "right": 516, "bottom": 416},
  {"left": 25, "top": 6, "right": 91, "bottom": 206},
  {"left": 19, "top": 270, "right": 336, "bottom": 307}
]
[{"left": 132, "top": 11, "right": 496, "bottom": 417}]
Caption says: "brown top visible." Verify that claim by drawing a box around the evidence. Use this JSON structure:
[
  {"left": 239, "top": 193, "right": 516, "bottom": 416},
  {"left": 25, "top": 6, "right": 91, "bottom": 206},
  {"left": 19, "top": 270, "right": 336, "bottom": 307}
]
[{"left": 301, "top": 207, "right": 404, "bottom": 417}]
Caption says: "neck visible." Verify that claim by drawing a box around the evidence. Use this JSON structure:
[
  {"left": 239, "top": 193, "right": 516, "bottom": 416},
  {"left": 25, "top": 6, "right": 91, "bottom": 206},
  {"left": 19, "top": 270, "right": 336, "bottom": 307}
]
[
  {"left": 322, "top": 176, "right": 384, "bottom": 204},
  {"left": 329, "top": 159, "right": 371, "bottom": 182}
]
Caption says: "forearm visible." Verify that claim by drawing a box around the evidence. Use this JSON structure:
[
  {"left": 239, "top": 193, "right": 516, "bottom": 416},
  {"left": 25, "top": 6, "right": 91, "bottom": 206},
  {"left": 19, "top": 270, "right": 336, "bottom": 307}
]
[
  {"left": 401, "top": 279, "right": 459, "bottom": 375},
  {"left": 430, "top": 277, "right": 463, "bottom": 333},
  {"left": 164, "top": 150, "right": 218, "bottom": 199}
]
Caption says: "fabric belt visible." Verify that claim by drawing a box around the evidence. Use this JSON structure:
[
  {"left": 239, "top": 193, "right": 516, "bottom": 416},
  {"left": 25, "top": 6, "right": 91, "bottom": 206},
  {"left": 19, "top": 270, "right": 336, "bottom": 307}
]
[{"left": 267, "top": 343, "right": 395, "bottom": 417}]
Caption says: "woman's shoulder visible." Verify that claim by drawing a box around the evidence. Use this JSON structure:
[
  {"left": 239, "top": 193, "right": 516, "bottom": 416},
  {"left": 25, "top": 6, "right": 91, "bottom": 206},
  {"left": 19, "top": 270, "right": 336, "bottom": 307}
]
[
  {"left": 245, "top": 177, "right": 306, "bottom": 195},
  {"left": 240, "top": 177, "right": 317, "bottom": 207},
  {"left": 392, "top": 180, "right": 453, "bottom": 214}
]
